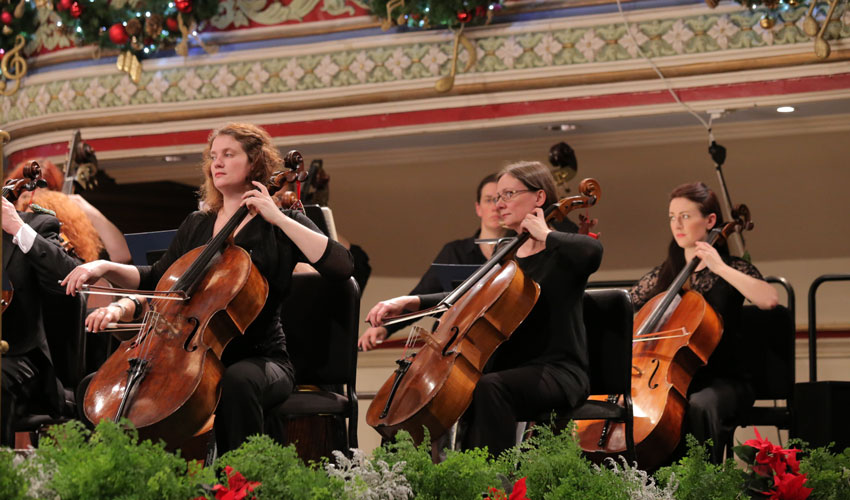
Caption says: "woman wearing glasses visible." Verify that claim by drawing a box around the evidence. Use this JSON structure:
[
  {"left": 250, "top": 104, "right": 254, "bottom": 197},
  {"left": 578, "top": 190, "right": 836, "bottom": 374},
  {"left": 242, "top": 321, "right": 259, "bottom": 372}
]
[{"left": 366, "top": 161, "right": 603, "bottom": 457}]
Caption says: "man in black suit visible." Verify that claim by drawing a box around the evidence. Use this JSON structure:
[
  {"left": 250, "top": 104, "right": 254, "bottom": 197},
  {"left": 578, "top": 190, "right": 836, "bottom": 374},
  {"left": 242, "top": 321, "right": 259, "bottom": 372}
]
[{"left": 1, "top": 196, "right": 81, "bottom": 445}]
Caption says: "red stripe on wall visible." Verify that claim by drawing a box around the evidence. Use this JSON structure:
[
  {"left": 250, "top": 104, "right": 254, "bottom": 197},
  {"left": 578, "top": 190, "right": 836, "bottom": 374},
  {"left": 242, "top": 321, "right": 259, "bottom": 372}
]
[{"left": 9, "top": 72, "right": 850, "bottom": 168}]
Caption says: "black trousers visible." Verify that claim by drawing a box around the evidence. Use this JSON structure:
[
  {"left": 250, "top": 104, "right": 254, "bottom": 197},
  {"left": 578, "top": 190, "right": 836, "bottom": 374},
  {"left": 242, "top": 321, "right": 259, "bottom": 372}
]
[
  {"left": 214, "top": 356, "right": 295, "bottom": 456},
  {"left": 685, "top": 377, "right": 754, "bottom": 464},
  {"left": 461, "top": 364, "right": 572, "bottom": 457}
]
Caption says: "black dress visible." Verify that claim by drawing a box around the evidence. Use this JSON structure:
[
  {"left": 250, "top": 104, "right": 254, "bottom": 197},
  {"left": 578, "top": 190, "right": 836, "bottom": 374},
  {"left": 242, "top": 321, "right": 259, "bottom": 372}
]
[
  {"left": 630, "top": 255, "right": 765, "bottom": 464},
  {"left": 137, "top": 209, "right": 353, "bottom": 454},
  {"left": 419, "top": 231, "right": 603, "bottom": 457}
]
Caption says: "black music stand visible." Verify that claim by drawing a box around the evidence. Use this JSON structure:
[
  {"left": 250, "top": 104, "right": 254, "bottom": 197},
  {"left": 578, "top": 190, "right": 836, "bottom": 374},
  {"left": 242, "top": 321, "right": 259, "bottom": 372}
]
[
  {"left": 431, "top": 264, "right": 480, "bottom": 292},
  {"left": 124, "top": 229, "right": 178, "bottom": 266}
]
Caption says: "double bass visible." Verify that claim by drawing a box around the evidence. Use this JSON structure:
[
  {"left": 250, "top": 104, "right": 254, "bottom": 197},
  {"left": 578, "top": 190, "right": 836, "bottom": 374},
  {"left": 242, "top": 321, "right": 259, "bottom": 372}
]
[
  {"left": 367, "top": 179, "right": 601, "bottom": 444},
  {"left": 576, "top": 208, "right": 753, "bottom": 470},
  {"left": 82, "top": 152, "right": 303, "bottom": 447}
]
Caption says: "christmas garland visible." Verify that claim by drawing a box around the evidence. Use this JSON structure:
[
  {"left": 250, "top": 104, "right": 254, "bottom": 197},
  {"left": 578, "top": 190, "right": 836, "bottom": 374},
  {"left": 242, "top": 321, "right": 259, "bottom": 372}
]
[
  {"left": 1, "top": 0, "right": 219, "bottom": 58},
  {"left": 368, "top": 0, "right": 504, "bottom": 30}
]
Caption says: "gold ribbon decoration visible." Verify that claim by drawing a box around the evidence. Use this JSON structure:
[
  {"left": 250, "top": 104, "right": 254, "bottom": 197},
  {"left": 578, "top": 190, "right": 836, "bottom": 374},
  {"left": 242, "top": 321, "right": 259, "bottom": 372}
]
[
  {"left": 117, "top": 50, "right": 142, "bottom": 83},
  {"left": 1, "top": 35, "right": 28, "bottom": 97},
  {"left": 175, "top": 12, "right": 218, "bottom": 57},
  {"left": 381, "top": 0, "right": 404, "bottom": 30}
]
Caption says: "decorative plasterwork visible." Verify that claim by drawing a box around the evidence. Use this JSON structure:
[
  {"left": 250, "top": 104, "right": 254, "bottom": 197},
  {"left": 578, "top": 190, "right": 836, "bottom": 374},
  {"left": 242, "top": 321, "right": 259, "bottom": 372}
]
[
  {"left": 2, "top": 3, "right": 847, "bottom": 135},
  {"left": 211, "top": 0, "right": 370, "bottom": 29}
]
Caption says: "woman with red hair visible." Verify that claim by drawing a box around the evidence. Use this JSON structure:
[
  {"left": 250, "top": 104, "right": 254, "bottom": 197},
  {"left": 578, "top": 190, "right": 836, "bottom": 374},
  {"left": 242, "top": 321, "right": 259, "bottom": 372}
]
[{"left": 62, "top": 123, "right": 354, "bottom": 455}]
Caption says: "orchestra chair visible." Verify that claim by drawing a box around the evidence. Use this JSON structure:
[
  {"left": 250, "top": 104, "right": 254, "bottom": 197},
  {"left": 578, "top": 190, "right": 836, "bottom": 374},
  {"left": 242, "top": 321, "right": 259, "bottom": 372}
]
[
  {"left": 264, "top": 273, "right": 360, "bottom": 462},
  {"left": 10, "top": 292, "right": 88, "bottom": 447},
  {"left": 727, "top": 276, "right": 796, "bottom": 456},
  {"left": 528, "top": 288, "right": 636, "bottom": 464}
]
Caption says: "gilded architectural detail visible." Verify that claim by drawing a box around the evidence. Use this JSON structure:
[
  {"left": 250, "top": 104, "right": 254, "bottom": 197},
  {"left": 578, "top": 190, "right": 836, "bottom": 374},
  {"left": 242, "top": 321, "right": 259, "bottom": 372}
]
[{"left": 3, "top": 5, "right": 847, "bottom": 125}]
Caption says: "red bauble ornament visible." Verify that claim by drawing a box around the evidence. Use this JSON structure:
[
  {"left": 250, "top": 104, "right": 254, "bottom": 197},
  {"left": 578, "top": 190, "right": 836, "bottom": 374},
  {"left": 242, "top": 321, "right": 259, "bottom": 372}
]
[
  {"left": 70, "top": 1, "right": 82, "bottom": 18},
  {"left": 57, "top": 0, "right": 73, "bottom": 11},
  {"left": 456, "top": 10, "right": 472, "bottom": 23},
  {"left": 1, "top": 11, "right": 13, "bottom": 25},
  {"left": 108, "top": 23, "right": 129, "bottom": 45},
  {"left": 165, "top": 17, "right": 178, "bottom": 31},
  {"left": 175, "top": 0, "right": 192, "bottom": 13}
]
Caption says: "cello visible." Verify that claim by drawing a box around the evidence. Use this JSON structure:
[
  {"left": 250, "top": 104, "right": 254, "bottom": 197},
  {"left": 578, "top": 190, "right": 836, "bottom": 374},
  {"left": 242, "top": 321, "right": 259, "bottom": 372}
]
[
  {"left": 575, "top": 207, "right": 753, "bottom": 470},
  {"left": 82, "top": 152, "right": 303, "bottom": 448},
  {"left": 366, "top": 178, "right": 601, "bottom": 444}
]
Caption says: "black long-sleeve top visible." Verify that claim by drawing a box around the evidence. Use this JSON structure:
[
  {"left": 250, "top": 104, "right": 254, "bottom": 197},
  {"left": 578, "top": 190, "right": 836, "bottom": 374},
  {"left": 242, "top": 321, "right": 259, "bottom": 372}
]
[
  {"left": 137, "top": 209, "right": 353, "bottom": 367},
  {"left": 419, "top": 231, "right": 603, "bottom": 407}
]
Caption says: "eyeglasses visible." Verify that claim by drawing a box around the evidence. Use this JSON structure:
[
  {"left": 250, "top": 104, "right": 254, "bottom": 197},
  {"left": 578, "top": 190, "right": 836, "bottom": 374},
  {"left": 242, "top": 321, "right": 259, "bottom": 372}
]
[{"left": 494, "top": 189, "right": 535, "bottom": 203}]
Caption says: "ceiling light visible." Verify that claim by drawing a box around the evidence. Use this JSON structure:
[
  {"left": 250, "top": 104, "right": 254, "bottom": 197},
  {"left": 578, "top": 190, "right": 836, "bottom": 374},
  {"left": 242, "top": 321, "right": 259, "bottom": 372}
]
[
  {"left": 163, "top": 155, "right": 183, "bottom": 162},
  {"left": 776, "top": 106, "right": 795, "bottom": 113},
  {"left": 544, "top": 124, "right": 577, "bottom": 132}
]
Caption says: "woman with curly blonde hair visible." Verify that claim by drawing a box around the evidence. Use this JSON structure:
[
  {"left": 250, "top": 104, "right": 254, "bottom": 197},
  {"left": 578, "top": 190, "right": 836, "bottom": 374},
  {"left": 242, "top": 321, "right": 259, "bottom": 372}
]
[{"left": 62, "top": 123, "right": 354, "bottom": 454}]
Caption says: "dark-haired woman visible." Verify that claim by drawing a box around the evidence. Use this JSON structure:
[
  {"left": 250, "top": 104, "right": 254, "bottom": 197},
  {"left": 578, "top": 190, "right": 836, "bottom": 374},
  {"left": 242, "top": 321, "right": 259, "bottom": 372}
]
[
  {"left": 63, "top": 123, "right": 353, "bottom": 454},
  {"left": 630, "top": 182, "right": 777, "bottom": 464},
  {"left": 367, "top": 161, "right": 603, "bottom": 457}
]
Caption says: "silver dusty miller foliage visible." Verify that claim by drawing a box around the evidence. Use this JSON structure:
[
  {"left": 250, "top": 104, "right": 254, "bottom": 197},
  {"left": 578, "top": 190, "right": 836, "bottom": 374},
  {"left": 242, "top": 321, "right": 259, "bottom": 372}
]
[
  {"left": 596, "top": 456, "right": 679, "bottom": 500},
  {"left": 325, "top": 449, "right": 413, "bottom": 500}
]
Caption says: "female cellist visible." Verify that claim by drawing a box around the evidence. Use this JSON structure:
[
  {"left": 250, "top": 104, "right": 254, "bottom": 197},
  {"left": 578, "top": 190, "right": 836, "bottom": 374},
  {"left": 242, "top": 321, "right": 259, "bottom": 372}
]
[
  {"left": 366, "top": 161, "right": 602, "bottom": 457},
  {"left": 62, "top": 123, "right": 354, "bottom": 454},
  {"left": 630, "top": 181, "right": 778, "bottom": 464}
]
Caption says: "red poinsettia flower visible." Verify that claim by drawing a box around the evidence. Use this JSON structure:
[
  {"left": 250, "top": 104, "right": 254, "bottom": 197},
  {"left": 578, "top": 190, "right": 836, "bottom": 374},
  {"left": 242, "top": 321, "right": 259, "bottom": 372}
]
[
  {"left": 508, "top": 477, "right": 530, "bottom": 500},
  {"left": 767, "top": 471, "right": 812, "bottom": 500},
  {"left": 212, "top": 466, "right": 261, "bottom": 500},
  {"left": 484, "top": 486, "right": 507, "bottom": 500},
  {"left": 485, "top": 477, "right": 530, "bottom": 500},
  {"left": 744, "top": 428, "right": 803, "bottom": 477}
]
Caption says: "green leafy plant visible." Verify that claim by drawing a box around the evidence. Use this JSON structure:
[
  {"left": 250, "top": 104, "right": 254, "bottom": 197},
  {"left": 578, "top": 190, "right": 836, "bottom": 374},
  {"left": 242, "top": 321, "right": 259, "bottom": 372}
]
[
  {"left": 798, "top": 443, "right": 850, "bottom": 500},
  {"left": 213, "top": 434, "right": 345, "bottom": 500},
  {"left": 32, "top": 419, "right": 210, "bottom": 500},
  {"left": 655, "top": 435, "right": 746, "bottom": 500},
  {"left": 372, "top": 429, "right": 502, "bottom": 500},
  {"left": 0, "top": 448, "right": 29, "bottom": 500},
  {"left": 499, "top": 422, "right": 630, "bottom": 500}
]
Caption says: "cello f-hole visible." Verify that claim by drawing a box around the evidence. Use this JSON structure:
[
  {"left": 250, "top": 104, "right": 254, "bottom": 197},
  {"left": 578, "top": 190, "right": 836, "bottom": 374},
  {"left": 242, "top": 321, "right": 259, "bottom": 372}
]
[
  {"left": 647, "top": 359, "right": 660, "bottom": 389},
  {"left": 442, "top": 326, "right": 461, "bottom": 356},
  {"left": 183, "top": 317, "right": 201, "bottom": 352}
]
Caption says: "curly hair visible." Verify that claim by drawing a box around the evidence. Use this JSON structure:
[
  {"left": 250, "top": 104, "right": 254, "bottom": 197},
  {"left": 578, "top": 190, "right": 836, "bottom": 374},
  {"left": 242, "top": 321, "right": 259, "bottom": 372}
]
[
  {"left": 198, "top": 123, "right": 283, "bottom": 213},
  {"left": 30, "top": 190, "right": 104, "bottom": 262}
]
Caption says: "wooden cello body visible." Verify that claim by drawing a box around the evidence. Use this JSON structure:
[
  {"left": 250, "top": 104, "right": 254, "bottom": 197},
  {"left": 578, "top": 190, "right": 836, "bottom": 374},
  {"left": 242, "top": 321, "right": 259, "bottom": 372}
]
[
  {"left": 576, "top": 290, "right": 722, "bottom": 470},
  {"left": 83, "top": 244, "right": 267, "bottom": 446},
  {"left": 576, "top": 217, "right": 750, "bottom": 470},
  {"left": 83, "top": 154, "right": 304, "bottom": 447},
  {"left": 367, "top": 179, "right": 601, "bottom": 444},
  {"left": 367, "top": 260, "right": 540, "bottom": 443}
]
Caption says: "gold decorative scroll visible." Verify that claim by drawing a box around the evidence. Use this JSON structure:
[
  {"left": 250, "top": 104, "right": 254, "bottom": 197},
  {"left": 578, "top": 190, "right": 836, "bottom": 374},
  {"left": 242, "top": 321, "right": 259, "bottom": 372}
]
[{"left": 1, "top": 35, "right": 28, "bottom": 97}]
